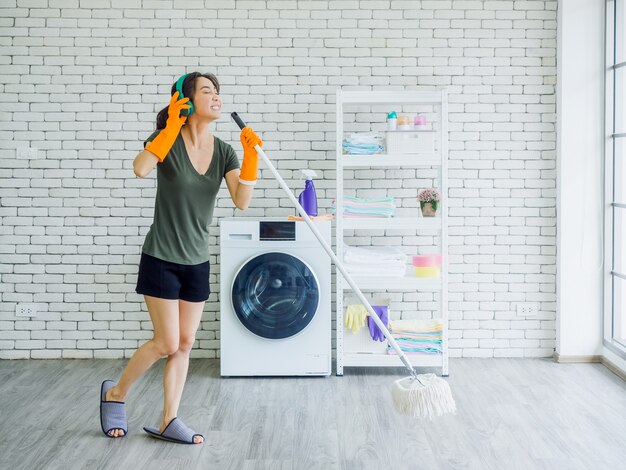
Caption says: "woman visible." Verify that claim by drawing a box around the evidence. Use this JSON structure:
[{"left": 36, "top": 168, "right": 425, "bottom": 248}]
[{"left": 99, "top": 72, "right": 262, "bottom": 445}]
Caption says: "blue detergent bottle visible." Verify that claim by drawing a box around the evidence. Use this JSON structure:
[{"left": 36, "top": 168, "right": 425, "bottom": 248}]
[{"left": 298, "top": 169, "right": 318, "bottom": 216}]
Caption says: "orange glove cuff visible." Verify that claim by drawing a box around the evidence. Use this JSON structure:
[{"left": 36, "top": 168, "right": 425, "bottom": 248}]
[
  {"left": 239, "top": 147, "right": 259, "bottom": 185},
  {"left": 145, "top": 127, "right": 179, "bottom": 162}
]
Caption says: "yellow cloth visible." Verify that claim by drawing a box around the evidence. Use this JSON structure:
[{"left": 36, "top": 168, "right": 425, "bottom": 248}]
[
  {"left": 389, "top": 319, "right": 442, "bottom": 333},
  {"left": 345, "top": 304, "right": 368, "bottom": 334},
  {"left": 414, "top": 266, "right": 441, "bottom": 278},
  {"left": 287, "top": 214, "right": 334, "bottom": 221}
]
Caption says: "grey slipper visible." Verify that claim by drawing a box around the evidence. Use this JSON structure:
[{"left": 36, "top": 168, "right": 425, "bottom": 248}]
[
  {"left": 100, "top": 380, "right": 128, "bottom": 437},
  {"left": 143, "top": 417, "right": 204, "bottom": 445}
]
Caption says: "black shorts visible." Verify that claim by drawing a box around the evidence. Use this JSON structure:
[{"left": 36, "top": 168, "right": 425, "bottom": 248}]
[{"left": 135, "top": 252, "right": 210, "bottom": 302}]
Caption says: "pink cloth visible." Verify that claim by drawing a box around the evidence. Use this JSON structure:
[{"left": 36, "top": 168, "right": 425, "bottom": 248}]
[{"left": 412, "top": 254, "right": 442, "bottom": 267}]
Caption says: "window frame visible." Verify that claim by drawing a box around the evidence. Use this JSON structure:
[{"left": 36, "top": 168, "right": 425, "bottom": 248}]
[{"left": 604, "top": 0, "right": 626, "bottom": 357}]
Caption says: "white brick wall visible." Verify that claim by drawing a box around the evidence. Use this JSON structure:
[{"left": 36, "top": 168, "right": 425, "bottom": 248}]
[{"left": 0, "top": 0, "right": 557, "bottom": 359}]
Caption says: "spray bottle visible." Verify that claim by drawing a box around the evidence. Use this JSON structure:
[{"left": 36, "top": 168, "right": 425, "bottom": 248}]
[{"left": 297, "top": 169, "right": 318, "bottom": 217}]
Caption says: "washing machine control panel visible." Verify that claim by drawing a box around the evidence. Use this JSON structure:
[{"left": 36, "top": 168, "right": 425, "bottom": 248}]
[{"left": 259, "top": 221, "right": 295, "bottom": 241}]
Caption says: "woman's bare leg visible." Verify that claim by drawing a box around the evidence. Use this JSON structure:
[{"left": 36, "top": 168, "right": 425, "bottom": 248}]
[
  {"left": 160, "top": 298, "right": 205, "bottom": 444},
  {"left": 104, "top": 295, "right": 180, "bottom": 437}
]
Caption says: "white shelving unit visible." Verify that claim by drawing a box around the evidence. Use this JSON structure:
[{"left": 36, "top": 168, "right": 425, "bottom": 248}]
[{"left": 335, "top": 89, "right": 449, "bottom": 376}]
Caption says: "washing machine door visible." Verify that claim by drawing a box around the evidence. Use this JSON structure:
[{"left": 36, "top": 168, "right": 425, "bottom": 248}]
[{"left": 231, "top": 252, "right": 320, "bottom": 339}]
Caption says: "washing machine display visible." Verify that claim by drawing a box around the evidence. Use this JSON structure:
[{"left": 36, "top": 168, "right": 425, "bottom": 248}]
[{"left": 231, "top": 252, "right": 319, "bottom": 340}]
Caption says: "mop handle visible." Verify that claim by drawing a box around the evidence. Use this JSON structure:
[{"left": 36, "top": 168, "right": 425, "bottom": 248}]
[{"left": 231, "top": 112, "right": 417, "bottom": 378}]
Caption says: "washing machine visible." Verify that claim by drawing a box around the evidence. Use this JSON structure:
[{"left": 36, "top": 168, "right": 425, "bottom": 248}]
[{"left": 220, "top": 217, "right": 331, "bottom": 376}]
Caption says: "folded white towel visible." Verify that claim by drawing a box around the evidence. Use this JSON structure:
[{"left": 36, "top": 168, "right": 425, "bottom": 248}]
[
  {"left": 345, "top": 265, "right": 407, "bottom": 277},
  {"left": 346, "top": 133, "right": 384, "bottom": 144},
  {"left": 344, "top": 258, "right": 406, "bottom": 267},
  {"left": 343, "top": 243, "right": 407, "bottom": 264}
]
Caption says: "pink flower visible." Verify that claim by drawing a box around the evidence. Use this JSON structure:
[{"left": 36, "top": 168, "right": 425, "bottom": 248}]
[{"left": 417, "top": 188, "right": 440, "bottom": 203}]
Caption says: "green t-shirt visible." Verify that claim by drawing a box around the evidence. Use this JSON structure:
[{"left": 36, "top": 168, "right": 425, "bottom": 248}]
[{"left": 141, "top": 129, "right": 240, "bottom": 265}]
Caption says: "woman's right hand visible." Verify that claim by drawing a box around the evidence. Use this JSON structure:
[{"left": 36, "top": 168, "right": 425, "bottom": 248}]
[
  {"left": 145, "top": 91, "right": 191, "bottom": 162},
  {"left": 165, "top": 91, "right": 191, "bottom": 129}
]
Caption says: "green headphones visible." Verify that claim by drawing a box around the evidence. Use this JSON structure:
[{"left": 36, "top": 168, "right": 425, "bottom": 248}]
[{"left": 175, "top": 73, "right": 194, "bottom": 117}]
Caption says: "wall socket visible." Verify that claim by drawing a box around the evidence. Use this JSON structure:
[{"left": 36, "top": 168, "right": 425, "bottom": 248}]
[
  {"left": 516, "top": 302, "right": 538, "bottom": 317},
  {"left": 16, "top": 304, "right": 38, "bottom": 317},
  {"left": 16, "top": 147, "right": 40, "bottom": 159}
]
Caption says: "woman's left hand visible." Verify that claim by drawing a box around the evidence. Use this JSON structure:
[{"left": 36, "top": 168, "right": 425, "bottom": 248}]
[
  {"left": 240, "top": 127, "right": 263, "bottom": 150},
  {"left": 239, "top": 127, "right": 263, "bottom": 185}
]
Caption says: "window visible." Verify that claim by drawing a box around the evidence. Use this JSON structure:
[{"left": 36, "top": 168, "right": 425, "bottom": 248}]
[{"left": 606, "top": 0, "right": 626, "bottom": 355}]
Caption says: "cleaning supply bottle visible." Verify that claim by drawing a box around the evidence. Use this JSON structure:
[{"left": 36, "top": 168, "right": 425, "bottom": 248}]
[
  {"left": 387, "top": 111, "right": 397, "bottom": 131},
  {"left": 298, "top": 169, "right": 318, "bottom": 217}
]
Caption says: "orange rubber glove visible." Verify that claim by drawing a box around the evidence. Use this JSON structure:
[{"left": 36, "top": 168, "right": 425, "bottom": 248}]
[
  {"left": 145, "top": 91, "right": 190, "bottom": 162},
  {"left": 239, "top": 127, "right": 263, "bottom": 185}
]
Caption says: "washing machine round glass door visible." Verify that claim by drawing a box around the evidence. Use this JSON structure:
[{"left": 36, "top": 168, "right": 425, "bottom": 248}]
[{"left": 231, "top": 252, "right": 320, "bottom": 339}]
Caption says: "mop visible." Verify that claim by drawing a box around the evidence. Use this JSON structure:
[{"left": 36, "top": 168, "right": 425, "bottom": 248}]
[{"left": 231, "top": 112, "right": 456, "bottom": 419}]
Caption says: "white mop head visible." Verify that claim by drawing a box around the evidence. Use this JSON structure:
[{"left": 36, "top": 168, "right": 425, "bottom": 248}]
[{"left": 392, "top": 373, "right": 456, "bottom": 419}]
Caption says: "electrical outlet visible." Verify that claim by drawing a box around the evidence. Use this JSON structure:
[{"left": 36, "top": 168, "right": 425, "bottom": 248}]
[
  {"left": 16, "top": 147, "right": 29, "bottom": 158},
  {"left": 516, "top": 302, "right": 538, "bottom": 317},
  {"left": 16, "top": 304, "right": 38, "bottom": 317},
  {"left": 16, "top": 146, "right": 39, "bottom": 159}
]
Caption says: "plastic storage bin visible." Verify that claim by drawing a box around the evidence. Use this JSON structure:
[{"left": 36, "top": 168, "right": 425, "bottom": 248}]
[{"left": 386, "top": 130, "right": 435, "bottom": 154}]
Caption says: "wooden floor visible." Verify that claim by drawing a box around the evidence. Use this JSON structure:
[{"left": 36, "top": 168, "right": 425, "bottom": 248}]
[{"left": 1, "top": 358, "right": 624, "bottom": 470}]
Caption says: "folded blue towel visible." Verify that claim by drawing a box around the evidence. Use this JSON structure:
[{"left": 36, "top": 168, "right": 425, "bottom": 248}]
[{"left": 342, "top": 138, "right": 384, "bottom": 155}]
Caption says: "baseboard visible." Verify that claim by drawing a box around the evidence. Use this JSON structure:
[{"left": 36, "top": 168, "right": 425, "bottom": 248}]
[
  {"left": 601, "top": 356, "right": 626, "bottom": 381},
  {"left": 553, "top": 352, "right": 626, "bottom": 381},
  {"left": 553, "top": 353, "right": 602, "bottom": 363}
]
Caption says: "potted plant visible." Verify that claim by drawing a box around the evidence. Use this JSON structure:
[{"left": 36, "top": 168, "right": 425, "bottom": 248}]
[{"left": 418, "top": 188, "right": 440, "bottom": 217}]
